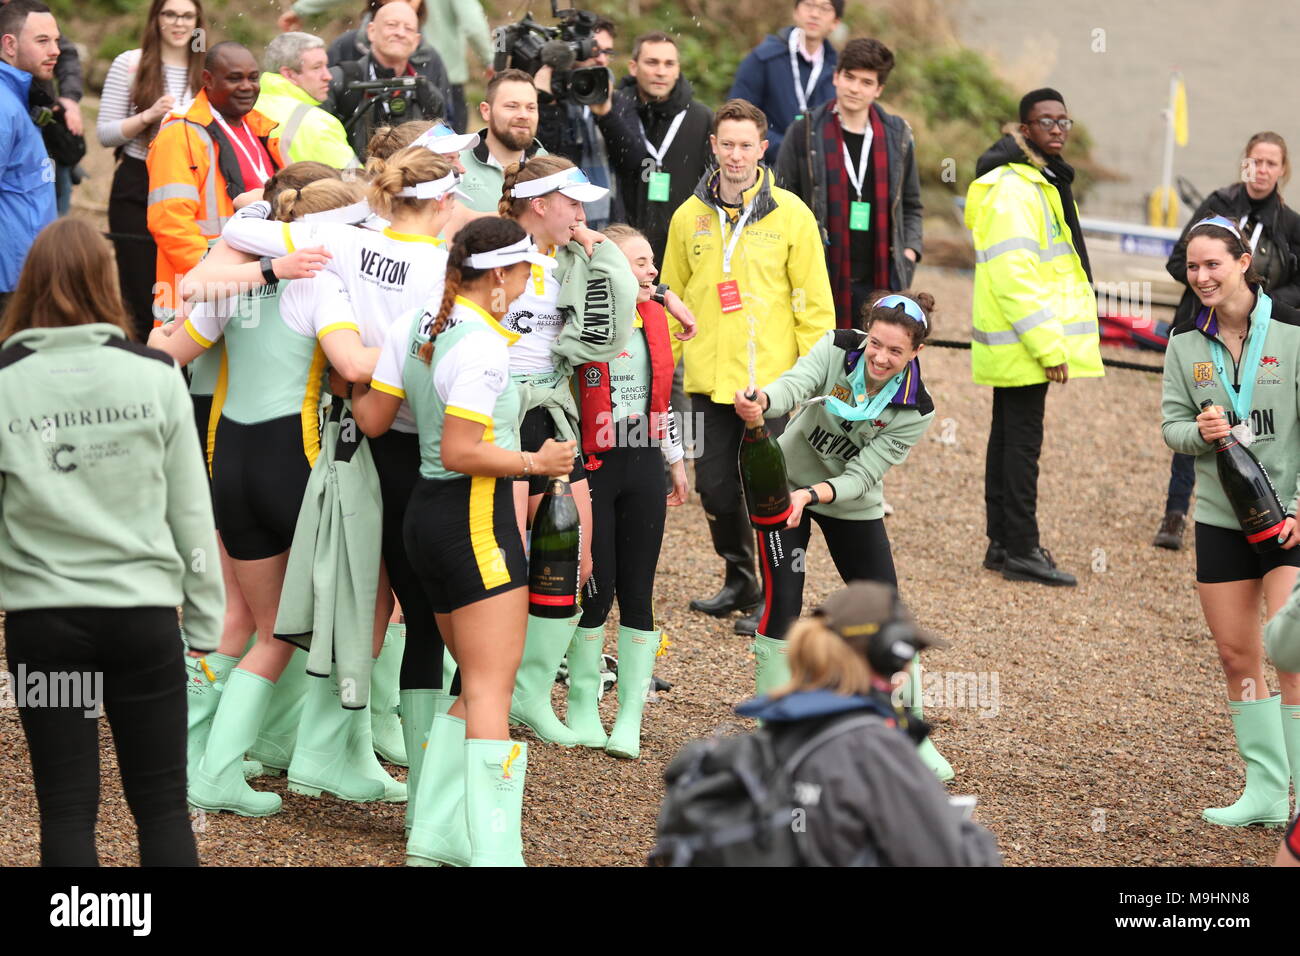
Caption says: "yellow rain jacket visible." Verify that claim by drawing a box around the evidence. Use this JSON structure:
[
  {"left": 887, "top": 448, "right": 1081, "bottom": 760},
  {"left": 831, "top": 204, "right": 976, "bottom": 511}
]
[
  {"left": 661, "top": 167, "right": 834, "bottom": 403},
  {"left": 254, "top": 72, "right": 358, "bottom": 170},
  {"left": 964, "top": 133, "right": 1103, "bottom": 387}
]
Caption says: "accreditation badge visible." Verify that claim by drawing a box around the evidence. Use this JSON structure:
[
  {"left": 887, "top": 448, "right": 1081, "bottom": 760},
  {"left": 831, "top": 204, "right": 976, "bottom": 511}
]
[
  {"left": 717, "top": 279, "right": 742, "bottom": 313},
  {"left": 647, "top": 171, "right": 671, "bottom": 203},
  {"left": 849, "top": 201, "right": 872, "bottom": 231}
]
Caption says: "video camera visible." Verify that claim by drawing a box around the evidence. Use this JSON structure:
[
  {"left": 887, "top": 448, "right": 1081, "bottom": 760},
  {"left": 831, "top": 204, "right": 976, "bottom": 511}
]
[
  {"left": 341, "top": 75, "right": 439, "bottom": 133},
  {"left": 492, "top": 0, "right": 611, "bottom": 107}
]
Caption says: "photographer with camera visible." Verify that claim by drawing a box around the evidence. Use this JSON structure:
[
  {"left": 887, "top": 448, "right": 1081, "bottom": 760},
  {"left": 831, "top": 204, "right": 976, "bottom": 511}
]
[
  {"left": 456, "top": 69, "right": 548, "bottom": 213},
  {"left": 532, "top": 15, "right": 625, "bottom": 230},
  {"left": 0, "top": 0, "right": 58, "bottom": 308},
  {"left": 323, "top": 1, "right": 447, "bottom": 159}
]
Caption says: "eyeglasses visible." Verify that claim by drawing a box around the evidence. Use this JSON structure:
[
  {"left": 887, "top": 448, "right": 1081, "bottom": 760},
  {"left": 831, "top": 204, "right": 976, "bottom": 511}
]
[
  {"left": 159, "top": 10, "right": 198, "bottom": 24},
  {"left": 799, "top": 0, "right": 838, "bottom": 14},
  {"left": 596, "top": 48, "right": 616, "bottom": 57},
  {"left": 1029, "top": 117, "right": 1073, "bottom": 131}
]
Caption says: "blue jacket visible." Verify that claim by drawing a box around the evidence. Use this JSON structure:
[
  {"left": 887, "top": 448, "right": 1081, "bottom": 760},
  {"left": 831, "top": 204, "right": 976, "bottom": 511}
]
[
  {"left": 728, "top": 26, "right": 837, "bottom": 164},
  {"left": 0, "top": 60, "right": 55, "bottom": 292}
]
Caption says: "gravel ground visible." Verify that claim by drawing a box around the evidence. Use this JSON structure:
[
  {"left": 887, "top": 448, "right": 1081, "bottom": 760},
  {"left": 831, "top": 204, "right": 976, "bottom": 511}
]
[{"left": 0, "top": 266, "right": 1287, "bottom": 867}]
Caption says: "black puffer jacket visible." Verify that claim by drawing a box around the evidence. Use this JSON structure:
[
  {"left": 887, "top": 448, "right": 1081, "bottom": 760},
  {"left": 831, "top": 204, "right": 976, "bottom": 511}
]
[
  {"left": 605, "top": 74, "right": 715, "bottom": 265},
  {"left": 1167, "top": 182, "right": 1300, "bottom": 326}
]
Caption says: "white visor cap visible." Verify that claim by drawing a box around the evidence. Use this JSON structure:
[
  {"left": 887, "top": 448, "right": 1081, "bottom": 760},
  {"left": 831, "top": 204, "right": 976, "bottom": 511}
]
[
  {"left": 410, "top": 122, "right": 480, "bottom": 156},
  {"left": 511, "top": 166, "right": 609, "bottom": 203},
  {"left": 467, "top": 236, "right": 558, "bottom": 271}
]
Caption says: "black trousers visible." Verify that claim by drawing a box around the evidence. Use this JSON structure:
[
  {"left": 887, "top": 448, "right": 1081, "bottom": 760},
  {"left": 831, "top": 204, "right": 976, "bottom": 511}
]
[
  {"left": 757, "top": 511, "right": 896, "bottom": 640},
  {"left": 1165, "top": 451, "right": 1196, "bottom": 514},
  {"left": 370, "top": 429, "right": 446, "bottom": 690},
  {"left": 448, "top": 84, "right": 467, "bottom": 134},
  {"left": 690, "top": 395, "right": 786, "bottom": 522},
  {"left": 984, "top": 382, "right": 1049, "bottom": 555},
  {"left": 5, "top": 607, "right": 197, "bottom": 867},
  {"left": 108, "top": 155, "right": 160, "bottom": 341},
  {"left": 579, "top": 445, "right": 667, "bottom": 631}
]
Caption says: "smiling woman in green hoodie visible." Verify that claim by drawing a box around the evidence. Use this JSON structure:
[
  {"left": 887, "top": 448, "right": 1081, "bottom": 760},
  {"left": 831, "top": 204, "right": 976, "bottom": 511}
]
[{"left": 0, "top": 218, "right": 224, "bottom": 866}]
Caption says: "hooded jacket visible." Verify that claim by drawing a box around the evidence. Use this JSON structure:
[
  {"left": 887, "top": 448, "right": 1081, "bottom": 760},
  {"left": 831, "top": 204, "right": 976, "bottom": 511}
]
[
  {"left": 0, "top": 60, "right": 56, "bottom": 291},
  {"left": 255, "top": 71, "right": 358, "bottom": 169},
  {"left": 146, "top": 90, "right": 284, "bottom": 315},
  {"left": 964, "top": 125, "right": 1103, "bottom": 387},
  {"left": 1166, "top": 181, "right": 1300, "bottom": 326},
  {"left": 0, "top": 324, "right": 224, "bottom": 652},
  {"left": 728, "top": 25, "right": 837, "bottom": 163},
  {"left": 660, "top": 166, "right": 835, "bottom": 403},
  {"left": 735, "top": 690, "right": 1002, "bottom": 867},
  {"left": 775, "top": 99, "right": 923, "bottom": 296},
  {"left": 606, "top": 74, "right": 715, "bottom": 264}
]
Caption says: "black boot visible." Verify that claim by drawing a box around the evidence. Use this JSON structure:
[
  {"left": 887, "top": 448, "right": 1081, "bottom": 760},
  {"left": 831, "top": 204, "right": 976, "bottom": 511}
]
[
  {"left": 1152, "top": 511, "right": 1186, "bottom": 550},
  {"left": 690, "top": 511, "right": 761, "bottom": 616},
  {"left": 982, "top": 540, "right": 1007, "bottom": 571},
  {"left": 1002, "top": 546, "right": 1077, "bottom": 587},
  {"left": 733, "top": 609, "right": 760, "bottom": 636}
]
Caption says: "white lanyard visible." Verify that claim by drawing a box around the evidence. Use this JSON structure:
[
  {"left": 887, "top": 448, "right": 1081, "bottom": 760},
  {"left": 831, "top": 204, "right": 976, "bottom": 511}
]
[
  {"left": 788, "top": 28, "right": 824, "bottom": 113},
  {"left": 842, "top": 126, "right": 873, "bottom": 200},
  {"left": 715, "top": 202, "right": 755, "bottom": 274},
  {"left": 1238, "top": 215, "right": 1264, "bottom": 255},
  {"left": 212, "top": 112, "right": 271, "bottom": 183},
  {"left": 639, "top": 109, "right": 688, "bottom": 170}
]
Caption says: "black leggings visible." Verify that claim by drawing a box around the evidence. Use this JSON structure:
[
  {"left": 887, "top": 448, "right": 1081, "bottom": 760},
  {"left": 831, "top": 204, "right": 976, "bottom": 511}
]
[
  {"left": 108, "top": 155, "right": 160, "bottom": 342},
  {"left": 757, "top": 510, "right": 897, "bottom": 641},
  {"left": 5, "top": 607, "right": 197, "bottom": 867},
  {"left": 369, "top": 429, "right": 446, "bottom": 690},
  {"left": 579, "top": 445, "right": 667, "bottom": 631}
]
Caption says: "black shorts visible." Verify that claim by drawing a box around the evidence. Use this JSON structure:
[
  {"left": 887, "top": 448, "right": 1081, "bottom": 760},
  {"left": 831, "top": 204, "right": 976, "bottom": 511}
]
[
  {"left": 518, "top": 405, "right": 586, "bottom": 495},
  {"left": 212, "top": 414, "right": 313, "bottom": 561},
  {"left": 404, "top": 474, "right": 528, "bottom": 613},
  {"left": 1194, "top": 521, "right": 1300, "bottom": 583},
  {"left": 191, "top": 393, "right": 213, "bottom": 482}
]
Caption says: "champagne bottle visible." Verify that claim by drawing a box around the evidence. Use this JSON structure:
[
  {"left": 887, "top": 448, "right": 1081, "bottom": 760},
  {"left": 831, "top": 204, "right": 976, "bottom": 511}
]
[
  {"left": 739, "top": 397, "right": 792, "bottom": 530},
  {"left": 528, "top": 477, "right": 581, "bottom": 618},
  {"left": 1199, "top": 399, "right": 1285, "bottom": 553}
]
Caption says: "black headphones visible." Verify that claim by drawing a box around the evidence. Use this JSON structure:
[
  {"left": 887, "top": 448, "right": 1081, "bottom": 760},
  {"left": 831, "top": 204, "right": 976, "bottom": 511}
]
[{"left": 863, "top": 591, "right": 923, "bottom": 677}]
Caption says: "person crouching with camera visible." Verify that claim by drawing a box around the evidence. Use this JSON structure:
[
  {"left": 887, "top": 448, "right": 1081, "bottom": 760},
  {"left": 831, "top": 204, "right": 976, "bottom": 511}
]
[{"left": 734, "top": 581, "right": 1001, "bottom": 866}]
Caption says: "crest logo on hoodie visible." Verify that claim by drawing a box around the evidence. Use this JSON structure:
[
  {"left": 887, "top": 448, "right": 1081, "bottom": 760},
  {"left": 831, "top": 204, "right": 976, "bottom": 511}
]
[
  {"left": 46, "top": 443, "right": 76, "bottom": 473},
  {"left": 1258, "top": 355, "right": 1282, "bottom": 385}
]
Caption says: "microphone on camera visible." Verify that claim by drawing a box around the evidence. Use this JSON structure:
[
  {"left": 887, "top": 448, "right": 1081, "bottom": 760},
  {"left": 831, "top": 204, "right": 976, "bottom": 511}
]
[{"left": 540, "top": 39, "right": 576, "bottom": 71}]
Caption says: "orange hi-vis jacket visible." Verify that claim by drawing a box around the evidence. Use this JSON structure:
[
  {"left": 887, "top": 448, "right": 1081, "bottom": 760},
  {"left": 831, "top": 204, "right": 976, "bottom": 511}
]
[{"left": 146, "top": 90, "right": 283, "bottom": 318}]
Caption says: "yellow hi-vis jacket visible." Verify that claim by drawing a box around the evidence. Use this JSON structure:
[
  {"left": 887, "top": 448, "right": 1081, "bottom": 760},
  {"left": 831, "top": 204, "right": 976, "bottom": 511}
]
[
  {"left": 661, "top": 166, "right": 834, "bottom": 403},
  {"left": 964, "top": 157, "right": 1103, "bottom": 387},
  {"left": 254, "top": 72, "right": 358, "bottom": 170}
]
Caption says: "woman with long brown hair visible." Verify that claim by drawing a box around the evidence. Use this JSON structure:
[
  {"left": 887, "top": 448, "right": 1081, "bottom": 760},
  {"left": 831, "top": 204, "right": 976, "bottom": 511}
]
[
  {"left": 96, "top": 0, "right": 205, "bottom": 340},
  {"left": 0, "top": 218, "right": 224, "bottom": 865}
]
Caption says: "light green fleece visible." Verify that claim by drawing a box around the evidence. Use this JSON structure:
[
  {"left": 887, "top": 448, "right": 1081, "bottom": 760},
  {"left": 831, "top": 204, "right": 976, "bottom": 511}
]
[
  {"left": 762, "top": 329, "right": 935, "bottom": 521},
  {"left": 1161, "top": 291, "right": 1300, "bottom": 530},
  {"left": 0, "top": 324, "right": 225, "bottom": 651}
]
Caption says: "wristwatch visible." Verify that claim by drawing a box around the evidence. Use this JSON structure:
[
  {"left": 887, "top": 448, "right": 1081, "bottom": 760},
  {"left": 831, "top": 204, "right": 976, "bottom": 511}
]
[
  {"left": 802, "top": 485, "right": 821, "bottom": 506},
  {"left": 259, "top": 256, "right": 278, "bottom": 286},
  {"left": 650, "top": 283, "right": 669, "bottom": 305}
]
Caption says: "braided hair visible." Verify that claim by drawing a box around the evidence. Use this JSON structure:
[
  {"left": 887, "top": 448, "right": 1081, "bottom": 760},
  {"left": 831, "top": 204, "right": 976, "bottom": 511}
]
[{"left": 417, "top": 217, "right": 529, "bottom": 364}]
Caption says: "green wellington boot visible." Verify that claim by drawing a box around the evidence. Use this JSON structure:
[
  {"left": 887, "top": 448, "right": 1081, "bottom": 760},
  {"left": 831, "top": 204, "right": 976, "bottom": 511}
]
[
  {"left": 605, "top": 626, "right": 662, "bottom": 759},
  {"left": 188, "top": 669, "right": 283, "bottom": 817},
  {"left": 465, "top": 738, "right": 528, "bottom": 867},
  {"left": 406, "top": 713, "right": 470, "bottom": 867},
  {"left": 371, "top": 625, "right": 408, "bottom": 766},
  {"left": 287, "top": 673, "right": 387, "bottom": 803},
  {"left": 509, "top": 613, "right": 580, "bottom": 746},
  {"left": 565, "top": 626, "right": 609, "bottom": 748},
  {"left": 1282, "top": 703, "right": 1300, "bottom": 805},
  {"left": 752, "top": 633, "right": 791, "bottom": 698},
  {"left": 400, "top": 689, "right": 448, "bottom": 834},
  {"left": 1203, "top": 696, "right": 1290, "bottom": 827},
  {"left": 349, "top": 700, "right": 407, "bottom": 802},
  {"left": 908, "top": 660, "right": 954, "bottom": 782},
  {"left": 186, "top": 651, "right": 240, "bottom": 783},
  {"left": 248, "top": 648, "right": 309, "bottom": 775}
]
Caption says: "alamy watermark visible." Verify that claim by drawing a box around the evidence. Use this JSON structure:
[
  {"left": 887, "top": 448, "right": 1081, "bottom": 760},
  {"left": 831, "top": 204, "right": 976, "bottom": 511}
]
[{"left": 0, "top": 665, "right": 103, "bottom": 717}]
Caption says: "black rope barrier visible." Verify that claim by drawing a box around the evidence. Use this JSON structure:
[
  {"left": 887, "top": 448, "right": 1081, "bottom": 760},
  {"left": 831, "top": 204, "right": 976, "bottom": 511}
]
[{"left": 927, "top": 338, "right": 1164, "bottom": 374}]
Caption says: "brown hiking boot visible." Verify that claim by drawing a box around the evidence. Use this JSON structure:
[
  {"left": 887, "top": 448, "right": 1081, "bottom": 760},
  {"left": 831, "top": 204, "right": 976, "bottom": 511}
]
[{"left": 1153, "top": 512, "right": 1186, "bottom": 550}]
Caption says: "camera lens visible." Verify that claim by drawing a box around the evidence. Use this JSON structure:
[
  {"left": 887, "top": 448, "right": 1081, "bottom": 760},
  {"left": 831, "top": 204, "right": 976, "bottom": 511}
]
[{"left": 389, "top": 94, "right": 407, "bottom": 117}]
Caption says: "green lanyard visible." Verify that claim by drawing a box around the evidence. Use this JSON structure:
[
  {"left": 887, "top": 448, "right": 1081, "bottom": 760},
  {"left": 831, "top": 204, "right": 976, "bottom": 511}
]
[
  {"left": 1208, "top": 294, "right": 1272, "bottom": 427},
  {"left": 817, "top": 359, "right": 905, "bottom": 422}
]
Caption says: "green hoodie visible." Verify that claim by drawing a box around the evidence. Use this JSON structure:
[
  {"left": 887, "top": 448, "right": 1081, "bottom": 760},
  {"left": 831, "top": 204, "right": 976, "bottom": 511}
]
[
  {"left": 1161, "top": 291, "right": 1300, "bottom": 530},
  {"left": 0, "top": 325, "right": 225, "bottom": 651},
  {"left": 763, "top": 329, "right": 935, "bottom": 521}
]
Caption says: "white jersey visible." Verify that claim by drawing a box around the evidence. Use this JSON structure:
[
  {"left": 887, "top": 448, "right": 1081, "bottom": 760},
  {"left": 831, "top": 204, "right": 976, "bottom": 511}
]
[
  {"left": 371, "top": 304, "right": 425, "bottom": 433},
  {"left": 501, "top": 256, "right": 564, "bottom": 374},
  {"left": 220, "top": 209, "right": 447, "bottom": 348},
  {"left": 184, "top": 272, "right": 355, "bottom": 346}
]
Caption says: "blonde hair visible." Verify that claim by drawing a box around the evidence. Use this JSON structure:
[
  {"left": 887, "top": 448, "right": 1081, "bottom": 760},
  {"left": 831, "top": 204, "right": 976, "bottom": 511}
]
[
  {"left": 273, "top": 179, "right": 365, "bottom": 223},
  {"left": 766, "top": 618, "right": 876, "bottom": 699},
  {"left": 1244, "top": 130, "right": 1291, "bottom": 193},
  {"left": 602, "top": 223, "right": 646, "bottom": 246},
  {"left": 366, "top": 145, "right": 453, "bottom": 220},
  {"left": 365, "top": 120, "right": 435, "bottom": 167},
  {"left": 498, "top": 155, "right": 577, "bottom": 218}
]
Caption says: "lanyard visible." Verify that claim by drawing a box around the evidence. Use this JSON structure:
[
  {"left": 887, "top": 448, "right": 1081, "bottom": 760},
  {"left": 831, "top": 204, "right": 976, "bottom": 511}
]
[
  {"left": 788, "top": 29, "right": 824, "bottom": 113},
  {"left": 1208, "top": 296, "right": 1272, "bottom": 426},
  {"left": 842, "top": 126, "right": 873, "bottom": 200},
  {"left": 639, "top": 109, "right": 687, "bottom": 171},
  {"left": 212, "top": 113, "right": 271, "bottom": 182},
  {"left": 715, "top": 202, "right": 755, "bottom": 274},
  {"left": 1237, "top": 215, "right": 1264, "bottom": 255},
  {"left": 820, "top": 362, "right": 906, "bottom": 422}
]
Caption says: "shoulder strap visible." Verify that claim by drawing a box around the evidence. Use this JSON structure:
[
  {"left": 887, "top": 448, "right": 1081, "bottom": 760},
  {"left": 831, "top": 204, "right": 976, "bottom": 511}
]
[
  {"left": 0, "top": 343, "right": 35, "bottom": 374},
  {"left": 784, "top": 713, "right": 882, "bottom": 773}
]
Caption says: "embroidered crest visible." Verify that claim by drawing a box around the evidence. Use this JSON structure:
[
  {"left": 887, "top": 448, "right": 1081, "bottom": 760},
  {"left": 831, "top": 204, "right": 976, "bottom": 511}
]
[
  {"left": 694, "top": 214, "right": 712, "bottom": 236},
  {"left": 584, "top": 366, "right": 602, "bottom": 388},
  {"left": 1258, "top": 355, "right": 1283, "bottom": 385},
  {"left": 1192, "top": 361, "right": 1215, "bottom": 388},
  {"left": 830, "top": 384, "right": 851, "bottom": 403}
]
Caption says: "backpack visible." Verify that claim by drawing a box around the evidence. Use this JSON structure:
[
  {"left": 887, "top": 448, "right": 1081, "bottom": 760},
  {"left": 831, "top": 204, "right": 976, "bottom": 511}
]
[{"left": 648, "top": 714, "right": 884, "bottom": 867}]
